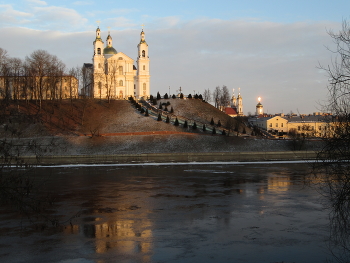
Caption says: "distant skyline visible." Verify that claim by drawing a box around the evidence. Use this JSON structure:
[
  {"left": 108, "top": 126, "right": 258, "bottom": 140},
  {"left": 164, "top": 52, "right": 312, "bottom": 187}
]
[{"left": 0, "top": 0, "right": 349, "bottom": 114}]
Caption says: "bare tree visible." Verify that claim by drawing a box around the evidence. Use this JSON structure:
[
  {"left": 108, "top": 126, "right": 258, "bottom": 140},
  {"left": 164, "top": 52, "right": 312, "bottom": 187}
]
[
  {"left": 220, "top": 85, "right": 230, "bottom": 109},
  {"left": 203, "top": 88, "right": 211, "bottom": 102},
  {"left": 225, "top": 117, "right": 236, "bottom": 136},
  {"left": 212, "top": 86, "right": 221, "bottom": 108},
  {"left": 8, "top": 58, "right": 24, "bottom": 101},
  {"left": 82, "top": 64, "right": 93, "bottom": 98},
  {"left": 0, "top": 48, "right": 11, "bottom": 100},
  {"left": 314, "top": 19, "right": 350, "bottom": 262},
  {"left": 25, "top": 50, "right": 66, "bottom": 107}
]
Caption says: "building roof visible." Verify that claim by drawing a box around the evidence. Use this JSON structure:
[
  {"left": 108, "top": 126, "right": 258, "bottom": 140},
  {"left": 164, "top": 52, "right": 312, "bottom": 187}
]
[
  {"left": 225, "top": 107, "right": 237, "bottom": 115},
  {"left": 83, "top": 63, "right": 93, "bottom": 68},
  {"left": 104, "top": 46, "right": 118, "bottom": 55},
  {"left": 287, "top": 115, "right": 329, "bottom": 123}
]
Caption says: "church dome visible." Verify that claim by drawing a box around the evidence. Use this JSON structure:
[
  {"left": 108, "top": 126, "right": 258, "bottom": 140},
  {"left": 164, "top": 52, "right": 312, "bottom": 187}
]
[{"left": 104, "top": 46, "right": 117, "bottom": 55}]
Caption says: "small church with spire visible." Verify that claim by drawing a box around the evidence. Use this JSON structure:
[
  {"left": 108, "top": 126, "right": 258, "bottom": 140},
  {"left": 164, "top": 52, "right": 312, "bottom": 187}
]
[
  {"left": 225, "top": 88, "right": 244, "bottom": 117},
  {"left": 82, "top": 25, "right": 150, "bottom": 99}
]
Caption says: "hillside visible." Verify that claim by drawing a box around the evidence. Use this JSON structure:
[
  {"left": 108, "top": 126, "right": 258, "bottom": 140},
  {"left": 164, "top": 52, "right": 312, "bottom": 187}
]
[
  {"left": 0, "top": 98, "right": 243, "bottom": 137},
  {"left": 0, "top": 98, "right": 321, "bottom": 156}
]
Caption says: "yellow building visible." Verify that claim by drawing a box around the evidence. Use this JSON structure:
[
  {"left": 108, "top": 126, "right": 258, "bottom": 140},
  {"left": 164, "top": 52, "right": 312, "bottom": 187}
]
[
  {"left": 253, "top": 114, "right": 333, "bottom": 138},
  {"left": 0, "top": 75, "right": 78, "bottom": 100}
]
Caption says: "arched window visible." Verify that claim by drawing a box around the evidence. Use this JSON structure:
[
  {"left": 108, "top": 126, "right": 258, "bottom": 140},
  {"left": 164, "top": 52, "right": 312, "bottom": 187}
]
[
  {"left": 143, "top": 83, "right": 146, "bottom": 90},
  {"left": 142, "top": 50, "right": 145, "bottom": 57},
  {"left": 119, "top": 80, "right": 123, "bottom": 86},
  {"left": 119, "top": 66, "right": 123, "bottom": 75},
  {"left": 97, "top": 48, "right": 101, "bottom": 55},
  {"left": 143, "top": 65, "right": 145, "bottom": 70}
]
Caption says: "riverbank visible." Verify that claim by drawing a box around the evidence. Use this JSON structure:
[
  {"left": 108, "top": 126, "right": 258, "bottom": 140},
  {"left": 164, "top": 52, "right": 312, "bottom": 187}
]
[
  {"left": 19, "top": 150, "right": 318, "bottom": 165},
  {"left": 3, "top": 133, "right": 324, "bottom": 165}
]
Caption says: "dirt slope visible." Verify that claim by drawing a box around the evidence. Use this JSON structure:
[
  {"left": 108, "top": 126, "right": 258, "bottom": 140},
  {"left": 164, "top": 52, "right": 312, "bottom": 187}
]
[{"left": 0, "top": 98, "right": 240, "bottom": 137}]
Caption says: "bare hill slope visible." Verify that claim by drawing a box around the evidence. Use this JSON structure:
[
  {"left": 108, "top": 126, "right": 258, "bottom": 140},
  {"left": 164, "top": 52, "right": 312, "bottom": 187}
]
[{"left": 0, "top": 98, "right": 318, "bottom": 155}]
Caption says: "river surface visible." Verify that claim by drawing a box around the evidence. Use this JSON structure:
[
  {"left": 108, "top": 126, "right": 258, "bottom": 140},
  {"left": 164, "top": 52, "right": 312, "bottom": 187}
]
[{"left": 0, "top": 162, "right": 332, "bottom": 263}]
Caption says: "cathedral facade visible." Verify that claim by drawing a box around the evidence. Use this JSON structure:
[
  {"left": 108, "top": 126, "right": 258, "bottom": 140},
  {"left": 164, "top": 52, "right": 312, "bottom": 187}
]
[{"left": 84, "top": 27, "right": 150, "bottom": 99}]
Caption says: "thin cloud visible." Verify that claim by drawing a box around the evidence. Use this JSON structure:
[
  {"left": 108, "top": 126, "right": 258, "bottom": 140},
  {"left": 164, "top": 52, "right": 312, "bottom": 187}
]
[
  {"left": 109, "top": 8, "right": 139, "bottom": 15},
  {"left": 25, "top": 0, "right": 47, "bottom": 5},
  {"left": 72, "top": 1, "right": 93, "bottom": 6}
]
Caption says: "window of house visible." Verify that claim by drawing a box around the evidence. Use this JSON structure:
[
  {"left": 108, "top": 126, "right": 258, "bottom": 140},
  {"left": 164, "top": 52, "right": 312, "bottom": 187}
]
[
  {"left": 269, "top": 123, "right": 272, "bottom": 127},
  {"left": 276, "top": 123, "right": 278, "bottom": 127},
  {"left": 298, "top": 126, "right": 301, "bottom": 131},
  {"left": 281, "top": 123, "right": 283, "bottom": 127}
]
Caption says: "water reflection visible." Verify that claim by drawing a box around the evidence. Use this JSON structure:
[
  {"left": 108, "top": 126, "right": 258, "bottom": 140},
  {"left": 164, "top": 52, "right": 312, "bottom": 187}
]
[{"left": 0, "top": 163, "right": 332, "bottom": 263}]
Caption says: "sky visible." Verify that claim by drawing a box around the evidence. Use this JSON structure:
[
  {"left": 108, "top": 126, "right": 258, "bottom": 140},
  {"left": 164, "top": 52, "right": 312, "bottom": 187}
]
[{"left": 0, "top": 0, "right": 349, "bottom": 114}]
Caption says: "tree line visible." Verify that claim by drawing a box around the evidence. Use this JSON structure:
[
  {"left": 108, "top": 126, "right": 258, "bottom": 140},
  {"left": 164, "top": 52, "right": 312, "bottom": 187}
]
[
  {"left": 0, "top": 48, "right": 92, "bottom": 106},
  {"left": 203, "top": 85, "right": 231, "bottom": 109}
]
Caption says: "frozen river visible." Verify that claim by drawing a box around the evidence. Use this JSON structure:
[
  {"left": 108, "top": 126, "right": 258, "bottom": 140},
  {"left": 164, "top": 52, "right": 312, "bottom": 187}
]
[{"left": 0, "top": 162, "right": 333, "bottom": 263}]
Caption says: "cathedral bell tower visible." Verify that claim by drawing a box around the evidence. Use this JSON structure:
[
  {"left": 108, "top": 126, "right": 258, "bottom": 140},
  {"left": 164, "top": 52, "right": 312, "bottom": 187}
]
[
  {"left": 237, "top": 89, "right": 243, "bottom": 116},
  {"left": 93, "top": 27, "right": 105, "bottom": 74},
  {"left": 136, "top": 29, "right": 150, "bottom": 98}
]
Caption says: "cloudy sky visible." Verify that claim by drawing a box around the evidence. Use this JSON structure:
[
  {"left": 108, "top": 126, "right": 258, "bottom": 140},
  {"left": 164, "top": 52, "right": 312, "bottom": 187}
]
[{"left": 0, "top": 0, "right": 348, "bottom": 114}]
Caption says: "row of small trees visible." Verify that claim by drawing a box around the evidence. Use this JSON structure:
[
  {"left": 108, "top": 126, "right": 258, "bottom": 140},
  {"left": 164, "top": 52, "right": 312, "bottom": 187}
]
[{"left": 152, "top": 92, "right": 204, "bottom": 101}]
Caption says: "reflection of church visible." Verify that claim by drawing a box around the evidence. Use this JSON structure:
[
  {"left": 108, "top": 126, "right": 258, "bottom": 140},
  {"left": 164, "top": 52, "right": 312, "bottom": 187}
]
[{"left": 84, "top": 26, "right": 150, "bottom": 99}]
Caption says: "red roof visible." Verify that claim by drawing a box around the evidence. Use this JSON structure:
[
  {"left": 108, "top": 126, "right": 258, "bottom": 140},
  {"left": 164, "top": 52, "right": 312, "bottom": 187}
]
[{"left": 225, "top": 107, "right": 237, "bottom": 115}]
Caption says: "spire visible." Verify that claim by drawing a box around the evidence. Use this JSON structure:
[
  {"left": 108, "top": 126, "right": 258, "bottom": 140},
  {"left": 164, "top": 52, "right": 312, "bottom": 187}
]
[
  {"left": 237, "top": 87, "right": 242, "bottom": 98},
  {"left": 106, "top": 33, "right": 112, "bottom": 47},
  {"left": 140, "top": 26, "right": 147, "bottom": 45}
]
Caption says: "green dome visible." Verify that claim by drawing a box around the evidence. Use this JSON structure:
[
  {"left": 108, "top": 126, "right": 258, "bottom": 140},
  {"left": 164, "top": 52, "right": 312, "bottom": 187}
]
[{"left": 104, "top": 46, "right": 117, "bottom": 55}]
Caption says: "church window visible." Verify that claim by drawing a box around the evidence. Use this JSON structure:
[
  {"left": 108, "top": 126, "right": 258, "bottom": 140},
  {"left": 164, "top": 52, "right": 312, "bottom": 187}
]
[
  {"left": 119, "top": 80, "right": 123, "bottom": 86},
  {"left": 142, "top": 50, "right": 145, "bottom": 57},
  {"left": 97, "top": 48, "right": 101, "bottom": 55},
  {"left": 143, "top": 83, "right": 146, "bottom": 90},
  {"left": 281, "top": 123, "right": 283, "bottom": 127},
  {"left": 143, "top": 65, "right": 145, "bottom": 70},
  {"left": 119, "top": 66, "right": 123, "bottom": 75},
  {"left": 118, "top": 57, "right": 123, "bottom": 60}
]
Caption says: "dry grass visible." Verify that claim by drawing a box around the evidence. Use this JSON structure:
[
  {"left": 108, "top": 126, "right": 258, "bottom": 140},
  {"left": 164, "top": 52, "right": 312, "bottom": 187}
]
[{"left": 0, "top": 98, "right": 322, "bottom": 156}]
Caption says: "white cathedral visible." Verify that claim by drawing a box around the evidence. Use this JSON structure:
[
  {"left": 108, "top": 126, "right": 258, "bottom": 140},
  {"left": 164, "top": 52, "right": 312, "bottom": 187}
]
[{"left": 83, "top": 26, "right": 150, "bottom": 99}]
